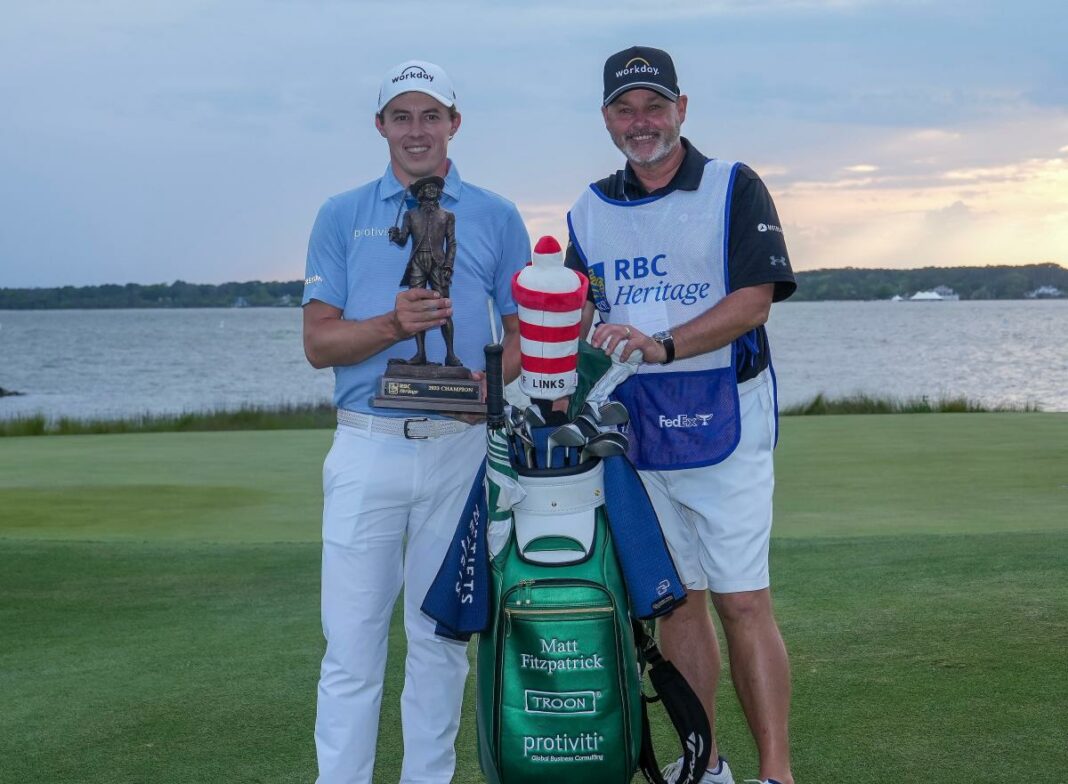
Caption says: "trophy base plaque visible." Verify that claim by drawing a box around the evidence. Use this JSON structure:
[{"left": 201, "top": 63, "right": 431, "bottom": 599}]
[{"left": 373, "top": 359, "right": 485, "bottom": 413}]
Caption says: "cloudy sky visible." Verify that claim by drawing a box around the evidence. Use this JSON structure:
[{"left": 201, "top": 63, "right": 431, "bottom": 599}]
[{"left": 2, "top": 0, "right": 1066, "bottom": 287}]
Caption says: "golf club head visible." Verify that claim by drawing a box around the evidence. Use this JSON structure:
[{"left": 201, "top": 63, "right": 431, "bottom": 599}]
[
  {"left": 572, "top": 413, "right": 600, "bottom": 439},
  {"left": 596, "top": 401, "right": 629, "bottom": 426},
  {"left": 581, "top": 431, "right": 629, "bottom": 462},
  {"left": 524, "top": 405, "right": 546, "bottom": 430},
  {"left": 550, "top": 424, "right": 589, "bottom": 449}
]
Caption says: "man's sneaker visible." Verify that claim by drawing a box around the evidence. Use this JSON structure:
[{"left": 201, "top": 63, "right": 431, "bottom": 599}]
[
  {"left": 743, "top": 779, "right": 785, "bottom": 784},
  {"left": 661, "top": 754, "right": 735, "bottom": 784}
]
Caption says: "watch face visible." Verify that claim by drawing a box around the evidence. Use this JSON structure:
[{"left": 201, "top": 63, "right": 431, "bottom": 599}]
[{"left": 653, "top": 331, "right": 671, "bottom": 342}]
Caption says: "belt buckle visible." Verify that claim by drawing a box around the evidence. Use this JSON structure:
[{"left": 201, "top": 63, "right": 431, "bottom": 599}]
[{"left": 403, "top": 417, "right": 430, "bottom": 440}]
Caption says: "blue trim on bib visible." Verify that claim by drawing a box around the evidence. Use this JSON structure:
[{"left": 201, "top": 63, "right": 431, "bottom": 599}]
[
  {"left": 568, "top": 209, "right": 613, "bottom": 315},
  {"left": 566, "top": 210, "right": 590, "bottom": 266},
  {"left": 588, "top": 182, "right": 664, "bottom": 207},
  {"left": 722, "top": 162, "right": 741, "bottom": 294},
  {"left": 768, "top": 353, "right": 780, "bottom": 449},
  {"left": 719, "top": 162, "right": 743, "bottom": 445}
]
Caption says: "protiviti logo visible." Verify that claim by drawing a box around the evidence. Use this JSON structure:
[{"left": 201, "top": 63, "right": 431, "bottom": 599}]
[
  {"left": 392, "top": 65, "right": 433, "bottom": 84},
  {"left": 616, "top": 57, "right": 659, "bottom": 79}
]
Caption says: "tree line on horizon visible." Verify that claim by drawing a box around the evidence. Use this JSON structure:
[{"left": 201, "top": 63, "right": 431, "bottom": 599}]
[
  {"left": 0, "top": 264, "right": 1065, "bottom": 309},
  {"left": 789, "top": 262, "right": 1066, "bottom": 302}
]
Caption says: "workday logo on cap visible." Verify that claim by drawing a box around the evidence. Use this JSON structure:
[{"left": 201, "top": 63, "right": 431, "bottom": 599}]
[
  {"left": 616, "top": 57, "right": 660, "bottom": 79},
  {"left": 377, "top": 59, "right": 457, "bottom": 112},
  {"left": 602, "top": 45, "right": 680, "bottom": 106},
  {"left": 392, "top": 64, "right": 434, "bottom": 85}
]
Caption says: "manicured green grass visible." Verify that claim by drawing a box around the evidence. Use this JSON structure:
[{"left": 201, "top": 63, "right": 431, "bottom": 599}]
[
  {"left": 774, "top": 413, "right": 1067, "bottom": 537},
  {"left": 1, "top": 414, "right": 1065, "bottom": 783},
  {"left": 0, "top": 430, "right": 329, "bottom": 542}
]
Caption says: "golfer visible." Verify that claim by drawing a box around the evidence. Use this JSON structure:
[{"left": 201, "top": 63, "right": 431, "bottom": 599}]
[{"left": 301, "top": 59, "right": 529, "bottom": 784}]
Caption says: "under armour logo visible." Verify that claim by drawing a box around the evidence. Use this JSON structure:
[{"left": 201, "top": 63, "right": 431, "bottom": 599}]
[{"left": 770, "top": 255, "right": 787, "bottom": 266}]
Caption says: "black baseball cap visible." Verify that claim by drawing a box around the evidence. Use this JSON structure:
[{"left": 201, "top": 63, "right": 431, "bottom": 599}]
[{"left": 602, "top": 46, "right": 679, "bottom": 106}]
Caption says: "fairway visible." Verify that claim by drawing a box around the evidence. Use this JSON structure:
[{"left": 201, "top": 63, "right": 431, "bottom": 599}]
[{"left": 1, "top": 414, "right": 1066, "bottom": 783}]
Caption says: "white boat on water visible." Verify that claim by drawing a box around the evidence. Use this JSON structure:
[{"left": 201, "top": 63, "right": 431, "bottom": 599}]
[
  {"left": 910, "top": 290, "right": 943, "bottom": 301},
  {"left": 910, "top": 286, "right": 960, "bottom": 301}
]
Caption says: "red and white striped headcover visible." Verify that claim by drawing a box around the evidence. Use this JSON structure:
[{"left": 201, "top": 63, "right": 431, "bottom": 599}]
[{"left": 512, "top": 236, "right": 589, "bottom": 400}]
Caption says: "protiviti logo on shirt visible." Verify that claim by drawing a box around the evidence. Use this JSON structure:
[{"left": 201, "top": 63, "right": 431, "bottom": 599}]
[
  {"left": 615, "top": 57, "right": 659, "bottom": 78},
  {"left": 392, "top": 65, "right": 433, "bottom": 84}
]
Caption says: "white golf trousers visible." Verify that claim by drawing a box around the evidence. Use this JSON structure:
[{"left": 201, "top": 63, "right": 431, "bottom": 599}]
[{"left": 315, "top": 423, "right": 484, "bottom": 784}]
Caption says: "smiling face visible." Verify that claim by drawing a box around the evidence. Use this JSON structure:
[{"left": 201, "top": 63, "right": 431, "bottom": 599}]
[
  {"left": 602, "top": 88, "right": 687, "bottom": 167},
  {"left": 376, "top": 92, "right": 461, "bottom": 184}
]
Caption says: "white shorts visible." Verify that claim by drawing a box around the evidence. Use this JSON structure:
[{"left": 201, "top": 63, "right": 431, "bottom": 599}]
[{"left": 639, "top": 370, "right": 777, "bottom": 594}]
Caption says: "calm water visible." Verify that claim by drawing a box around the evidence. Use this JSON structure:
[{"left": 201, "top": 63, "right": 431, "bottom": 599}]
[{"left": 1, "top": 301, "right": 1066, "bottom": 421}]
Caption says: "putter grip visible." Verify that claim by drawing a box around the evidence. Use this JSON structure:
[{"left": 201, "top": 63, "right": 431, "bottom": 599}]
[{"left": 484, "top": 343, "right": 504, "bottom": 425}]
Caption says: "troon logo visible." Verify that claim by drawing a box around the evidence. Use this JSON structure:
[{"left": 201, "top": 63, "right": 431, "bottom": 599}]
[
  {"left": 659, "top": 413, "right": 714, "bottom": 428},
  {"left": 392, "top": 65, "right": 433, "bottom": 84},
  {"left": 616, "top": 57, "right": 659, "bottom": 78},
  {"left": 524, "top": 689, "right": 597, "bottom": 716}
]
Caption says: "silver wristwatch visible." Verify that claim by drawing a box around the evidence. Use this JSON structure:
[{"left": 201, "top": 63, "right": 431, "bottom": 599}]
[{"left": 651, "top": 330, "right": 675, "bottom": 365}]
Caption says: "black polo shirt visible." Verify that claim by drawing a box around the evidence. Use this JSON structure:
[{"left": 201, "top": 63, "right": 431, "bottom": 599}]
[{"left": 564, "top": 137, "right": 796, "bottom": 383}]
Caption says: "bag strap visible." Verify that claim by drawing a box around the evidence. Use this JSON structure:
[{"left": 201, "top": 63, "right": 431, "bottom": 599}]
[{"left": 635, "top": 621, "right": 712, "bottom": 784}]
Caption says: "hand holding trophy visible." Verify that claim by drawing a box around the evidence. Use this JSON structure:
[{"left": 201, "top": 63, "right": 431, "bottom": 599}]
[{"left": 373, "top": 176, "right": 484, "bottom": 412}]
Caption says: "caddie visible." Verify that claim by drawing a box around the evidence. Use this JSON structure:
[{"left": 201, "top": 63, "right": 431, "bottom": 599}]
[
  {"left": 565, "top": 46, "right": 797, "bottom": 784},
  {"left": 301, "top": 59, "right": 529, "bottom": 784}
]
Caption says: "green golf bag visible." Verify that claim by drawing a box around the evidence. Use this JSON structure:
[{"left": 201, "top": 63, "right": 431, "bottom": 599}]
[
  {"left": 475, "top": 459, "right": 642, "bottom": 784},
  {"left": 462, "top": 341, "right": 709, "bottom": 784}
]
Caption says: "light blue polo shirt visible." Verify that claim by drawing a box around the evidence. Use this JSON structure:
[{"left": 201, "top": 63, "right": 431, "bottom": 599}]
[{"left": 303, "top": 161, "right": 531, "bottom": 417}]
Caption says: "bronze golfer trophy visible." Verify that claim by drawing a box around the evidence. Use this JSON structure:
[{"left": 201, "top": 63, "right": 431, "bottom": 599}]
[{"left": 373, "top": 176, "right": 484, "bottom": 413}]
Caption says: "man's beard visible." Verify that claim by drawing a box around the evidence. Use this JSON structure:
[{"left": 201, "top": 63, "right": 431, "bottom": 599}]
[{"left": 614, "top": 123, "right": 682, "bottom": 166}]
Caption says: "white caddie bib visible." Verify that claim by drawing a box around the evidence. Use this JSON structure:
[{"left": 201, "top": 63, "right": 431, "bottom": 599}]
[{"left": 568, "top": 160, "right": 743, "bottom": 469}]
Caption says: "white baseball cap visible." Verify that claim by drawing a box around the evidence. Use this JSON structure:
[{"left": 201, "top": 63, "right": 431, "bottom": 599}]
[{"left": 377, "top": 60, "right": 457, "bottom": 112}]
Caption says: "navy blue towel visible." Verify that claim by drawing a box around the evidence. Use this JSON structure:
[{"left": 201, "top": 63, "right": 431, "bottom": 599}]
[
  {"left": 602, "top": 455, "right": 686, "bottom": 618},
  {"left": 420, "top": 460, "right": 489, "bottom": 641}
]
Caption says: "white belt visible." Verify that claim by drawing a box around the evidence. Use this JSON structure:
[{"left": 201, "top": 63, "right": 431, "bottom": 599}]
[{"left": 336, "top": 409, "right": 471, "bottom": 440}]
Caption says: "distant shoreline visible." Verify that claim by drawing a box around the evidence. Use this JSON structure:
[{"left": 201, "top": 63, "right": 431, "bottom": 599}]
[
  {"left": 3, "top": 298, "right": 1067, "bottom": 312},
  {"left": 1, "top": 263, "right": 1065, "bottom": 308}
]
